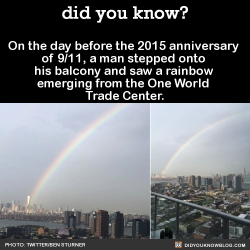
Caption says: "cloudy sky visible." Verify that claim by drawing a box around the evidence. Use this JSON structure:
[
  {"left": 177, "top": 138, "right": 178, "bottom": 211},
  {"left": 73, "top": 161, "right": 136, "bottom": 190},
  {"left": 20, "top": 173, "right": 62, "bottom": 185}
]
[
  {"left": 151, "top": 103, "right": 250, "bottom": 177},
  {"left": 0, "top": 103, "right": 150, "bottom": 214}
]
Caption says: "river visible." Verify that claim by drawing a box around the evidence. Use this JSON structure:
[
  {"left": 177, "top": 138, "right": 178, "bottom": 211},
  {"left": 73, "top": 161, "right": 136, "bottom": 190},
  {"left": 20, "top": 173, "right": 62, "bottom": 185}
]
[
  {"left": 0, "top": 219, "right": 132, "bottom": 236},
  {"left": 151, "top": 180, "right": 177, "bottom": 185}
]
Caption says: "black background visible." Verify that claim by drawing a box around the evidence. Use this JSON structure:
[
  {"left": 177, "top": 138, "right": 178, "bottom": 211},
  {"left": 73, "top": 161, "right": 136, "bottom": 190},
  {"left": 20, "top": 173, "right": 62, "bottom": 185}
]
[{"left": 3, "top": 2, "right": 248, "bottom": 103}]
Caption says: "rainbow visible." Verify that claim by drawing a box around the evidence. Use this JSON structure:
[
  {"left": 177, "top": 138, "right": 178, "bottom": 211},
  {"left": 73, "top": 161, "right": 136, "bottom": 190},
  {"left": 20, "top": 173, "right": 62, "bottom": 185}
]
[
  {"left": 162, "top": 109, "right": 250, "bottom": 174},
  {"left": 30, "top": 103, "right": 131, "bottom": 204}
]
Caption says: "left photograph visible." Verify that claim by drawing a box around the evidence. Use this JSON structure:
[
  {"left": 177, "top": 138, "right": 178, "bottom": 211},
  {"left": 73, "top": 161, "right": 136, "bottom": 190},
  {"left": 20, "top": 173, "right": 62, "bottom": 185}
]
[{"left": 0, "top": 103, "right": 150, "bottom": 239}]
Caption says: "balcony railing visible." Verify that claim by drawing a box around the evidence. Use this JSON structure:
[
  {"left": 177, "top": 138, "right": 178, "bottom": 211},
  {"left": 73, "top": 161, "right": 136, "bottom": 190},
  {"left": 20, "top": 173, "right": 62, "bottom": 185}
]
[{"left": 151, "top": 192, "right": 250, "bottom": 239}]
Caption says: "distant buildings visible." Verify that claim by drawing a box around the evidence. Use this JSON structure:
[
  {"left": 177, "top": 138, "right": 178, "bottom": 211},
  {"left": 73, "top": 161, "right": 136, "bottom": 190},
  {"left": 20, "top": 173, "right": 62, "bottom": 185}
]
[
  {"left": 111, "top": 211, "right": 124, "bottom": 238},
  {"left": 75, "top": 211, "right": 81, "bottom": 225},
  {"left": 82, "top": 213, "right": 90, "bottom": 226},
  {"left": 190, "top": 175, "right": 195, "bottom": 187},
  {"left": 96, "top": 210, "right": 109, "bottom": 238},
  {"left": 68, "top": 213, "right": 76, "bottom": 229},
  {"left": 27, "top": 196, "right": 30, "bottom": 207},
  {"left": 64, "top": 211, "right": 73, "bottom": 224},
  {"left": 233, "top": 175, "right": 242, "bottom": 191},
  {"left": 64, "top": 211, "right": 78, "bottom": 228},
  {"left": 195, "top": 176, "right": 201, "bottom": 188},
  {"left": 132, "top": 219, "right": 149, "bottom": 239},
  {"left": 244, "top": 174, "right": 250, "bottom": 184},
  {"left": 205, "top": 178, "right": 213, "bottom": 186},
  {"left": 91, "top": 216, "right": 97, "bottom": 235}
]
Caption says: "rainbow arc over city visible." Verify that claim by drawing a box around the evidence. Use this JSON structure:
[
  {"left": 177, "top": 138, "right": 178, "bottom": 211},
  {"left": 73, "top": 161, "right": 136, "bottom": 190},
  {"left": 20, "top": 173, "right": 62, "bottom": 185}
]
[
  {"left": 30, "top": 103, "right": 131, "bottom": 204},
  {"left": 162, "top": 109, "right": 250, "bottom": 175}
]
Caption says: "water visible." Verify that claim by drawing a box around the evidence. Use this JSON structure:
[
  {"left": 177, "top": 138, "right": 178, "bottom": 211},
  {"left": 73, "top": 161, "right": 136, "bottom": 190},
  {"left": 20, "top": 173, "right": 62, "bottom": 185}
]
[
  {"left": 151, "top": 180, "right": 177, "bottom": 185},
  {"left": 0, "top": 219, "right": 78, "bottom": 230},
  {"left": 0, "top": 219, "right": 132, "bottom": 236}
]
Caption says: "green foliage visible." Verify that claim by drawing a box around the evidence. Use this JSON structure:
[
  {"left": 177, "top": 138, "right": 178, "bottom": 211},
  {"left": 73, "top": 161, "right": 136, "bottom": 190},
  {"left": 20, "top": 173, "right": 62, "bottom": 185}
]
[
  {"left": 168, "top": 229, "right": 173, "bottom": 239},
  {"left": 232, "top": 211, "right": 240, "bottom": 216},
  {"left": 165, "top": 226, "right": 170, "bottom": 237},
  {"left": 160, "top": 230, "right": 165, "bottom": 239},
  {"left": 194, "top": 212, "right": 201, "bottom": 218}
]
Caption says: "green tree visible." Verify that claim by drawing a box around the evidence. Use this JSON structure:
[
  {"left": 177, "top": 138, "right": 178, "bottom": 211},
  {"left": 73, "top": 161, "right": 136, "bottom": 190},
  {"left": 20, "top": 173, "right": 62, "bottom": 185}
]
[
  {"left": 232, "top": 211, "right": 240, "bottom": 216},
  {"left": 160, "top": 230, "right": 165, "bottom": 239},
  {"left": 165, "top": 226, "right": 170, "bottom": 237}
]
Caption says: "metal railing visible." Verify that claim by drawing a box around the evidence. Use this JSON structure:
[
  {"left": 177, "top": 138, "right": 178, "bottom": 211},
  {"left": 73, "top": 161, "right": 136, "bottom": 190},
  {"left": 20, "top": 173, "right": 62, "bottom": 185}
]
[{"left": 151, "top": 192, "right": 250, "bottom": 239}]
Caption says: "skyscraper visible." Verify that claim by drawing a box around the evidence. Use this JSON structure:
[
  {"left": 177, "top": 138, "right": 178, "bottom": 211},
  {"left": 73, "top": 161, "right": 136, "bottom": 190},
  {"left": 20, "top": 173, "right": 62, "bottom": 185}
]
[
  {"left": 233, "top": 175, "right": 242, "bottom": 191},
  {"left": 96, "top": 210, "right": 109, "bottom": 238},
  {"left": 27, "top": 196, "right": 30, "bottom": 206},
  {"left": 68, "top": 214, "right": 76, "bottom": 229},
  {"left": 64, "top": 211, "right": 74, "bottom": 224},
  {"left": 75, "top": 211, "right": 81, "bottom": 225},
  {"left": 195, "top": 176, "right": 201, "bottom": 187},
  {"left": 244, "top": 173, "right": 250, "bottom": 184},
  {"left": 222, "top": 175, "right": 228, "bottom": 186},
  {"left": 111, "top": 211, "right": 124, "bottom": 239},
  {"left": 83, "top": 213, "right": 90, "bottom": 226},
  {"left": 91, "top": 216, "right": 97, "bottom": 235},
  {"left": 190, "top": 175, "right": 195, "bottom": 187},
  {"left": 132, "top": 219, "right": 150, "bottom": 239},
  {"left": 12, "top": 201, "right": 15, "bottom": 211},
  {"left": 205, "top": 178, "right": 212, "bottom": 185}
]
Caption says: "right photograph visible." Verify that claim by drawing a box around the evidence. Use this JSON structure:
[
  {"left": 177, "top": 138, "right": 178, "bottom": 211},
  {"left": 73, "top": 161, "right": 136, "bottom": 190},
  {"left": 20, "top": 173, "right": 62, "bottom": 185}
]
[{"left": 151, "top": 103, "right": 250, "bottom": 239}]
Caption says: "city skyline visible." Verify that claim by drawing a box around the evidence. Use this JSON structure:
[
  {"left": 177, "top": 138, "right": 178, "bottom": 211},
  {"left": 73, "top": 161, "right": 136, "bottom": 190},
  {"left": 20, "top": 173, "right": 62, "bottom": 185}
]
[
  {"left": 0, "top": 103, "right": 150, "bottom": 214},
  {"left": 151, "top": 103, "right": 250, "bottom": 176},
  {"left": 0, "top": 196, "right": 150, "bottom": 216},
  {"left": 152, "top": 168, "right": 250, "bottom": 177}
]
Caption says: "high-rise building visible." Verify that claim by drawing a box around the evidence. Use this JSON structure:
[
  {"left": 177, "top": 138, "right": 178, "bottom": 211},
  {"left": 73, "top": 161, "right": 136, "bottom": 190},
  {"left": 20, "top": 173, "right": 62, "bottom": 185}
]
[
  {"left": 68, "top": 214, "right": 76, "bottom": 229},
  {"left": 213, "top": 180, "right": 221, "bottom": 189},
  {"left": 111, "top": 211, "right": 124, "bottom": 239},
  {"left": 195, "top": 176, "right": 201, "bottom": 187},
  {"left": 96, "top": 210, "right": 109, "bottom": 238},
  {"left": 177, "top": 176, "right": 183, "bottom": 184},
  {"left": 14, "top": 205, "right": 20, "bottom": 212},
  {"left": 132, "top": 219, "right": 150, "bottom": 239},
  {"left": 222, "top": 175, "right": 228, "bottom": 186},
  {"left": 83, "top": 213, "right": 90, "bottom": 225},
  {"left": 27, "top": 196, "right": 30, "bottom": 206},
  {"left": 244, "top": 173, "right": 250, "bottom": 184},
  {"left": 64, "top": 211, "right": 74, "bottom": 224},
  {"left": 89, "top": 211, "right": 95, "bottom": 228},
  {"left": 190, "top": 175, "right": 195, "bottom": 187},
  {"left": 233, "top": 175, "right": 242, "bottom": 191},
  {"left": 205, "top": 178, "right": 212, "bottom": 185},
  {"left": 11, "top": 201, "right": 16, "bottom": 211},
  {"left": 91, "top": 217, "right": 97, "bottom": 235},
  {"left": 75, "top": 211, "right": 81, "bottom": 225}
]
